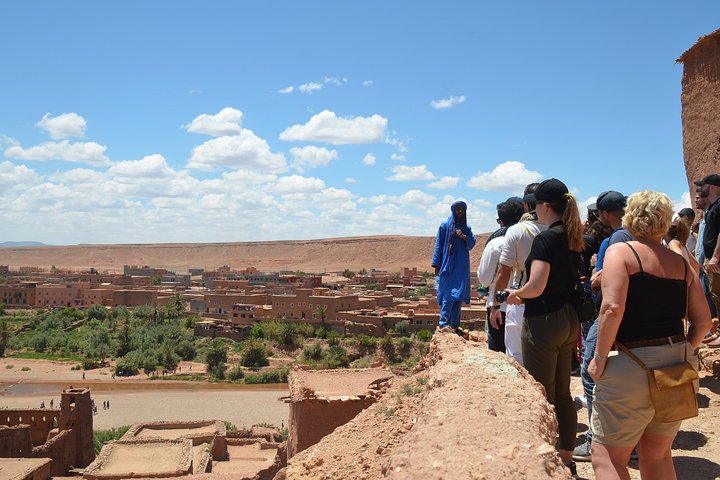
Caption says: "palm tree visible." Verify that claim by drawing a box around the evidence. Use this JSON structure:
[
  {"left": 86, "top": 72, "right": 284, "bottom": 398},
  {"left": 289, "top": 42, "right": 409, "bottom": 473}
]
[{"left": 315, "top": 305, "right": 327, "bottom": 326}]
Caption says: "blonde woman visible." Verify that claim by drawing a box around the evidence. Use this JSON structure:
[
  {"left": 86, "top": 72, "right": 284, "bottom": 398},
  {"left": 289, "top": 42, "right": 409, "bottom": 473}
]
[
  {"left": 588, "top": 190, "right": 711, "bottom": 480},
  {"left": 505, "top": 178, "right": 584, "bottom": 476}
]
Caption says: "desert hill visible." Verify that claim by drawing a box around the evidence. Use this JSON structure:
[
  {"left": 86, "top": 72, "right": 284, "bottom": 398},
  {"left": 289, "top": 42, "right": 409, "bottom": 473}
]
[{"left": 0, "top": 235, "right": 490, "bottom": 274}]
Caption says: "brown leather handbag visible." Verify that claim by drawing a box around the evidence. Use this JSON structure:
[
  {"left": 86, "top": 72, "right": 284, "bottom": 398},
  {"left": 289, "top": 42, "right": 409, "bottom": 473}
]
[{"left": 615, "top": 341, "right": 699, "bottom": 423}]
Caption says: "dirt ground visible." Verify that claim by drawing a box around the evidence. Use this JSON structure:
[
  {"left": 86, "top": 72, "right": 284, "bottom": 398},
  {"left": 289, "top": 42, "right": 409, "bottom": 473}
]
[{"left": 0, "top": 358, "right": 289, "bottom": 430}]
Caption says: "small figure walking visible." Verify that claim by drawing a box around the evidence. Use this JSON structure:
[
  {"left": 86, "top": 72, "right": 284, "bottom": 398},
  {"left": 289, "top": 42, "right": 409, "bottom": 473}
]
[
  {"left": 82, "top": 372, "right": 85, "bottom": 380},
  {"left": 49, "top": 399, "right": 53, "bottom": 408}
]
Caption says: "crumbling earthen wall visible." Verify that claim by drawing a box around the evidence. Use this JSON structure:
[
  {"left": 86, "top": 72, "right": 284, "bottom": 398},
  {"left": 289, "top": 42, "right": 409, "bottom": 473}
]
[
  {"left": 287, "top": 367, "right": 394, "bottom": 459},
  {"left": 123, "top": 420, "right": 226, "bottom": 460},
  {"left": 0, "top": 424, "right": 33, "bottom": 457},
  {"left": 679, "top": 29, "right": 720, "bottom": 197},
  {"left": 0, "top": 388, "right": 94, "bottom": 476},
  {"left": 0, "top": 410, "right": 58, "bottom": 446}
]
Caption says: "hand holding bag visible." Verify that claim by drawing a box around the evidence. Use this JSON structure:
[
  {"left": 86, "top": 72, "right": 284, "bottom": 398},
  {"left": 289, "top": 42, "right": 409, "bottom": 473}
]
[{"left": 615, "top": 341, "right": 698, "bottom": 423}]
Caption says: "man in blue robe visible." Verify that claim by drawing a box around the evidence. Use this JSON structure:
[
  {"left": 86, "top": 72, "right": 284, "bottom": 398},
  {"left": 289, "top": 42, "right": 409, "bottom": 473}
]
[{"left": 432, "top": 201, "right": 476, "bottom": 330}]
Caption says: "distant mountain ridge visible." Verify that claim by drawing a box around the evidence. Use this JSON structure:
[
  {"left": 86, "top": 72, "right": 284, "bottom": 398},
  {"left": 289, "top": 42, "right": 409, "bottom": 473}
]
[
  {"left": 0, "top": 241, "right": 48, "bottom": 248},
  {"left": 0, "top": 235, "right": 489, "bottom": 273}
]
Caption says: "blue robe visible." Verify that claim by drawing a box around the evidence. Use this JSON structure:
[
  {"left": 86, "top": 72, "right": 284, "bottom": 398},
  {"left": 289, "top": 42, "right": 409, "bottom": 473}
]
[{"left": 432, "top": 203, "right": 476, "bottom": 306}]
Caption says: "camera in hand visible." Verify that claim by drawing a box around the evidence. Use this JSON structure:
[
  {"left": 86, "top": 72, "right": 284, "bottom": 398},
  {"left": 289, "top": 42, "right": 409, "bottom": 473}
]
[{"left": 495, "top": 290, "right": 510, "bottom": 303}]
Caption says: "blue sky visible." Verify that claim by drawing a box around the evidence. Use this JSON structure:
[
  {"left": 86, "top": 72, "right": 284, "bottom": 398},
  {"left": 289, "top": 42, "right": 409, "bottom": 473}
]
[{"left": 1, "top": 1, "right": 717, "bottom": 245}]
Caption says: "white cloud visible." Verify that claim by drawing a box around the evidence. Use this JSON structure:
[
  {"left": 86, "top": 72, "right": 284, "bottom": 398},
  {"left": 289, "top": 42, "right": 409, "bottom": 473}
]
[
  {"left": 673, "top": 192, "right": 692, "bottom": 211},
  {"left": 183, "top": 107, "right": 244, "bottom": 136},
  {"left": 298, "top": 82, "right": 322, "bottom": 94},
  {"left": 4, "top": 140, "right": 111, "bottom": 166},
  {"left": 363, "top": 80, "right": 374, "bottom": 86},
  {"left": 390, "top": 153, "right": 405, "bottom": 161},
  {"left": 0, "top": 161, "right": 41, "bottom": 188},
  {"left": 187, "top": 130, "right": 287, "bottom": 172},
  {"left": 109, "top": 154, "right": 176, "bottom": 178},
  {"left": 36, "top": 112, "right": 86, "bottom": 139},
  {"left": 362, "top": 153, "right": 376, "bottom": 166},
  {"left": 428, "top": 176, "right": 460, "bottom": 189},
  {"left": 467, "top": 161, "right": 542, "bottom": 191},
  {"left": 323, "top": 77, "right": 347, "bottom": 86},
  {"left": 385, "top": 132, "right": 408, "bottom": 152},
  {"left": 396, "top": 189, "right": 436, "bottom": 207},
  {"left": 345, "top": 177, "right": 357, "bottom": 184},
  {"left": 278, "top": 77, "right": 347, "bottom": 95},
  {"left": 50, "top": 168, "right": 105, "bottom": 185},
  {"left": 279, "top": 110, "right": 387, "bottom": 145},
  {"left": 272, "top": 175, "right": 325, "bottom": 194},
  {"left": 430, "top": 95, "right": 466, "bottom": 109},
  {"left": 386, "top": 164, "right": 435, "bottom": 182},
  {"left": 290, "top": 146, "right": 339, "bottom": 172}
]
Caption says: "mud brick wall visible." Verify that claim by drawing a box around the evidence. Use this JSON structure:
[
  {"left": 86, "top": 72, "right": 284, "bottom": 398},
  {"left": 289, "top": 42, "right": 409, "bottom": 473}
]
[
  {"left": 0, "top": 409, "right": 58, "bottom": 446},
  {"left": 0, "top": 424, "right": 33, "bottom": 457}
]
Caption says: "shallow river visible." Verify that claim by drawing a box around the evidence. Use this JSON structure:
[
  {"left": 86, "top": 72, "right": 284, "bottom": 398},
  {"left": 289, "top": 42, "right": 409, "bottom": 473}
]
[{"left": 0, "top": 381, "right": 290, "bottom": 430}]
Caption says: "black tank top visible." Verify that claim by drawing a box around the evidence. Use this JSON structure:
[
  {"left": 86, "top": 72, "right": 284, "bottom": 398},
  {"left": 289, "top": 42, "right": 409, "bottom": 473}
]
[{"left": 616, "top": 242, "right": 687, "bottom": 343}]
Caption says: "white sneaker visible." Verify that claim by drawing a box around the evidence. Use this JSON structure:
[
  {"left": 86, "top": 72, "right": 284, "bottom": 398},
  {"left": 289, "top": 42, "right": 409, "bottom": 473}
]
[{"left": 574, "top": 395, "right": 588, "bottom": 409}]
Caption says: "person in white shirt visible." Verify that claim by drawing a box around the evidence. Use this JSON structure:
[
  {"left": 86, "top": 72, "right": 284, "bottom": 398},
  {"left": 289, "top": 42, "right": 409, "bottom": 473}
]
[
  {"left": 491, "top": 184, "right": 547, "bottom": 365},
  {"left": 477, "top": 199, "right": 524, "bottom": 352}
]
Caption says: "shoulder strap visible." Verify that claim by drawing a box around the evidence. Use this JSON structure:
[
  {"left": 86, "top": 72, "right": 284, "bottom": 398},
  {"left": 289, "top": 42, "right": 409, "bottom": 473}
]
[
  {"left": 519, "top": 222, "right": 538, "bottom": 239},
  {"left": 623, "top": 241, "right": 643, "bottom": 273}
]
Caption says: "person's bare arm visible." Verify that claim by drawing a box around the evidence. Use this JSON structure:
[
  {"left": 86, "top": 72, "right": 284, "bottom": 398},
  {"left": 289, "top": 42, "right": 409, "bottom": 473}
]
[
  {"left": 507, "top": 260, "right": 549, "bottom": 304},
  {"left": 709, "top": 233, "right": 720, "bottom": 273},
  {"left": 588, "top": 244, "right": 629, "bottom": 380}
]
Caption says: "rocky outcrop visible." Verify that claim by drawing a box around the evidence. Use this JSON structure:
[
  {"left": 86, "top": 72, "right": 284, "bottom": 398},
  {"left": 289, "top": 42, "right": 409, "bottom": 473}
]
[{"left": 282, "top": 332, "right": 572, "bottom": 480}]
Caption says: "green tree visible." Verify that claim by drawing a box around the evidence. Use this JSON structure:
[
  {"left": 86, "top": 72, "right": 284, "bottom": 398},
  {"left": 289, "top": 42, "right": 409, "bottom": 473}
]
[
  {"left": 166, "top": 293, "right": 186, "bottom": 319},
  {"left": 159, "top": 343, "right": 179, "bottom": 371},
  {"left": 342, "top": 269, "right": 355, "bottom": 279},
  {"left": 315, "top": 305, "right": 327, "bottom": 326},
  {"left": 0, "top": 302, "right": 6, "bottom": 315},
  {"left": 86, "top": 304, "right": 107, "bottom": 321},
  {"left": 86, "top": 324, "right": 112, "bottom": 362},
  {"left": 151, "top": 275, "right": 162, "bottom": 286},
  {"left": 240, "top": 338, "right": 270, "bottom": 367},
  {"left": 394, "top": 320, "right": 409, "bottom": 334},
  {"left": 205, "top": 338, "right": 228, "bottom": 373},
  {"left": 359, "top": 268, "right": 368, "bottom": 276},
  {"left": 116, "top": 319, "right": 132, "bottom": 357},
  {"left": 0, "top": 317, "right": 9, "bottom": 356}
]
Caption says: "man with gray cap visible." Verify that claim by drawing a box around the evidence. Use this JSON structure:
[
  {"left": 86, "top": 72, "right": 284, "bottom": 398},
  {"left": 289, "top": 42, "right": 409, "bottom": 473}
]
[{"left": 574, "top": 190, "right": 629, "bottom": 462}]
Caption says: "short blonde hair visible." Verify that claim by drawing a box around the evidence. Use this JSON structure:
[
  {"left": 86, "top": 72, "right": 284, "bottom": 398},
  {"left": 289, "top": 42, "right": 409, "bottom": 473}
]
[{"left": 622, "top": 190, "right": 673, "bottom": 239}]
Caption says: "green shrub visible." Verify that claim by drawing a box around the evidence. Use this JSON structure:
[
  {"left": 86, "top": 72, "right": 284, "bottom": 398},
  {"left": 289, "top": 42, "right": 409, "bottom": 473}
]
[
  {"left": 71, "top": 364, "right": 82, "bottom": 370},
  {"left": 240, "top": 339, "right": 269, "bottom": 368},
  {"left": 114, "top": 357, "right": 138, "bottom": 376},
  {"left": 323, "top": 345, "right": 349, "bottom": 368},
  {"left": 394, "top": 320, "right": 410, "bottom": 334},
  {"left": 21, "top": 366, "right": 30, "bottom": 371},
  {"left": 381, "top": 334, "right": 394, "bottom": 357},
  {"left": 396, "top": 337, "right": 413, "bottom": 357},
  {"left": 302, "top": 342, "right": 323, "bottom": 362},
  {"left": 415, "top": 329, "right": 432, "bottom": 342},
  {"left": 224, "top": 421, "right": 238, "bottom": 431},
  {"left": 244, "top": 368, "right": 289, "bottom": 384},
  {"left": 82, "top": 358, "right": 100, "bottom": 370},
  {"left": 296, "top": 323, "right": 315, "bottom": 338},
  {"left": 249, "top": 324, "right": 264, "bottom": 339},
  {"left": 327, "top": 330, "right": 340, "bottom": 346},
  {"left": 356, "top": 334, "right": 377, "bottom": 353},
  {"left": 93, "top": 426, "right": 130, "bottom": 454},
  {"left": 5, "top": 364, "right": 13, "bottom": 369},
  {"left": 211, "top": 365, "right": 226, "bottom": 380},
  {"left": 227, "top": 365, "right": 244, "bottom": 381}
]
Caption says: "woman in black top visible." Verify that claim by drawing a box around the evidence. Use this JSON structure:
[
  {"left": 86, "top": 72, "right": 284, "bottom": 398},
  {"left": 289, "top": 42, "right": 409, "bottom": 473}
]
[
  {"left": 505, "top": 178, "right": 584, "bottom": 473},
  {"left": 588, "top": 191, "right": 710, "bottom": 479}
]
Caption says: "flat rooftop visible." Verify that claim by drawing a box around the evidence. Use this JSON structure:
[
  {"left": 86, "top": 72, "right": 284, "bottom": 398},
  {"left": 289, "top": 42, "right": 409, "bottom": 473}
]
[
  {"left": 0, "top": 457, "right": 52, "bottom": 480},
  {"left": 290, "top": 367, "right": 393, "bottom": 400}
]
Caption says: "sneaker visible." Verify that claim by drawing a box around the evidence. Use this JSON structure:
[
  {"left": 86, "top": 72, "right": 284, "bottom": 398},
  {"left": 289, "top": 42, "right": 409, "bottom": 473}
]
[
  {"left": 572, "top": 441, "right": 591, "bottom": 462},
  {"left": 574, "top": 395, "right": 588, "bottom": 409}
]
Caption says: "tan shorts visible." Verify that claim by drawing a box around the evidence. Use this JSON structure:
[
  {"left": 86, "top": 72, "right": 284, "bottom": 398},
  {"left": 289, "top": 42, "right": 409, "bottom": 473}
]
[{"left": 591, "top": 341, "right": 698, "bottom": 447}]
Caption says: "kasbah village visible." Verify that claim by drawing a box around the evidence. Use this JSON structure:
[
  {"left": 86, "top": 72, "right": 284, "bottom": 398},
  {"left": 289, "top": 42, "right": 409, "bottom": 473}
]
[{"left": 3, "top": 29, "right": 720, "bottom": 480}]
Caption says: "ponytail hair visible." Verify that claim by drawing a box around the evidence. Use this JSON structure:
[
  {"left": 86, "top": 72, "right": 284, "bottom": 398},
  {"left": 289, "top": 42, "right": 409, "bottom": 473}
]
[{"left": 562, "top": 193, "right": 584, "bottom": 252}]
